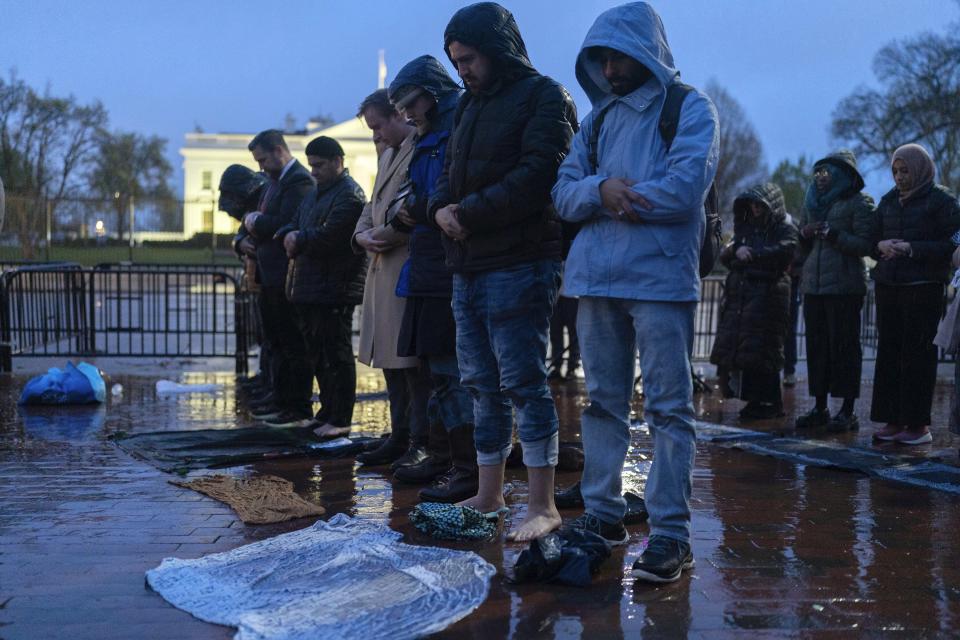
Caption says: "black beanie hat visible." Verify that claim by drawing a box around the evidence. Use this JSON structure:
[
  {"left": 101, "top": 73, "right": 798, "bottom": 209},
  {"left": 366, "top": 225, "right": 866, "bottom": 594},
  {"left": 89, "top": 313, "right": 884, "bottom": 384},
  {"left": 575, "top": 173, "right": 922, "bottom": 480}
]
[{"left": 305, "top": 136, "right": 344, "bottom": 158}]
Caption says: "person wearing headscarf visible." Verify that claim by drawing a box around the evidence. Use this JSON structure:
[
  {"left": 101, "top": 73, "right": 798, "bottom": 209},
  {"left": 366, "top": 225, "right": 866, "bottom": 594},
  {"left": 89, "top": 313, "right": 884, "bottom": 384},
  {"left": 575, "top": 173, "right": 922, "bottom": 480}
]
[
  {"left": 386, "top": 56, "right": 478, "bottom": 501},
  {"left": 795, "top": 150, "right": 875, "bottom": 432},
  {"left": 870, "top": 144, "right": 960, "bottom": 444},
  {"left": 711, "top": 183, "right": 798, "bottom": 420}
]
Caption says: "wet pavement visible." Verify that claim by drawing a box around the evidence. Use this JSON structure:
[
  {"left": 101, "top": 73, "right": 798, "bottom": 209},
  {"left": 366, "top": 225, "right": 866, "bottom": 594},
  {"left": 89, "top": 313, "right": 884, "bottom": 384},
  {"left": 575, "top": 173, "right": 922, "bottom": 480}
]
[{"left": 2, "top": 358, "right": 960, "bottom": 639}]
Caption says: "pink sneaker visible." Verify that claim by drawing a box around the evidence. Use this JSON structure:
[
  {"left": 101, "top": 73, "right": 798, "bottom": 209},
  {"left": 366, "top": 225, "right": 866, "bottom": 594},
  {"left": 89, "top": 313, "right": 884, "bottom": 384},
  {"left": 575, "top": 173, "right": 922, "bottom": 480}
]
[{"left": 892, "top": 428, "right": 932, "bottom": 445}]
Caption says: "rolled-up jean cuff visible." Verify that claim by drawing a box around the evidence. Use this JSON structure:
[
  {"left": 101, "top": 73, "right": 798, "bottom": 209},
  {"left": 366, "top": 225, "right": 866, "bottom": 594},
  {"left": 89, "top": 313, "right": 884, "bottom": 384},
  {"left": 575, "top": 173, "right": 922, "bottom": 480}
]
[
  {"left": 522, "top": 432, "right": 559, "bottom": 468},
  {"left": 476, "top": 443, "right": 513, "bottom": 466}
]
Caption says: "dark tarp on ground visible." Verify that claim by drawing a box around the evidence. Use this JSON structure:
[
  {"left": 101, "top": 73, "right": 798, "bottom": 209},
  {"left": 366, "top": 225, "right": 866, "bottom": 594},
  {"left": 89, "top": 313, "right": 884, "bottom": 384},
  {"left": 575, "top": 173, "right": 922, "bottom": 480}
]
[
  {"left": 696, "top": 421, "right": 960, "bottom": 495},
  {"left": 110, "top": 427, "right": 378, "bottom": 473}
]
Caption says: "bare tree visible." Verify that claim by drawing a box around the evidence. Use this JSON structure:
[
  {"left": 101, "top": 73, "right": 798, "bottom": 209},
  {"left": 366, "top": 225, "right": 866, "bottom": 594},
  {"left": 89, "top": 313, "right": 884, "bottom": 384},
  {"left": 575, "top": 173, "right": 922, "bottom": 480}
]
[
  {"left": 87, "top": 131, "right": 175, "bottom": 239},
  {"left": 704, "top": 80, "right": 768, "bottom": 222},
  {"left": 0, "top": 70, "right": 106, "bottom": 256},
  {"left": 832, "top": 29, "right": 960, "bottom": 193}
]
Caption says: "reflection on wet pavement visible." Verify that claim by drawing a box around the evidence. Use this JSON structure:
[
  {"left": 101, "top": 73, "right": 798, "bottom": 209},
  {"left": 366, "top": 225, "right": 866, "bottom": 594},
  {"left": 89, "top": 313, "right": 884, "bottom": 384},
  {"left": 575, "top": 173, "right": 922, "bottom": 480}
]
[{"left": 1, "top": 361, "right": 959, "bottom": 638}]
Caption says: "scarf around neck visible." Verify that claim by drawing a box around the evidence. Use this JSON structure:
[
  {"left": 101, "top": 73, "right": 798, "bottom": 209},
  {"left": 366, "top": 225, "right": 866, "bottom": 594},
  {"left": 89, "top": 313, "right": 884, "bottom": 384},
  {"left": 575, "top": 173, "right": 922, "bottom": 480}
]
[{"left": 804, "top": 163, "right": 853, "bottom": 219}]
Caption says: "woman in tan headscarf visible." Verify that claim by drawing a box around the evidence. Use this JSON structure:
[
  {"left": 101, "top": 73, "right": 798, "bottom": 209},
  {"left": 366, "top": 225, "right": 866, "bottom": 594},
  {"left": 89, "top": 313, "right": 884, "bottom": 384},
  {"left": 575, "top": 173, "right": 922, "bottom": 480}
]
[{"left": 870, "top": 144, "right": 960, "bottom": 445}]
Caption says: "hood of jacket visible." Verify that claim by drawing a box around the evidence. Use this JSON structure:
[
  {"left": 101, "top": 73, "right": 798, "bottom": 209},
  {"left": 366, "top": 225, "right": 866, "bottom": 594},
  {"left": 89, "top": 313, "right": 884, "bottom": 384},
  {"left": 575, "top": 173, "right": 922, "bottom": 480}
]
[
  {"left": 814, "top": 149, "right": 865, "bottom": 192},
  {"left": 575, "top": 2, "right": 678, "bottom": 107},
  {"left": 733, "top": 182, "right": 787, "bottom": 227},
  {"left": 443, "top": 2, "right": 537, "bottom": 84},
  {"left": 389, "top": 55, "right": 464, "bottom": 132}
]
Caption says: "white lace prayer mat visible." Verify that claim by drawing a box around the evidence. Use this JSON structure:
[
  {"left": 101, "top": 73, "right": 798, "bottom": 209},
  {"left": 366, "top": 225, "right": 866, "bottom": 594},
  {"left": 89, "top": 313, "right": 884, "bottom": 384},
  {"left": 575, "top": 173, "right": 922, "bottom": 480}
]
[{"left": 146, "top": 513, "right": 496, "bottom": 640}]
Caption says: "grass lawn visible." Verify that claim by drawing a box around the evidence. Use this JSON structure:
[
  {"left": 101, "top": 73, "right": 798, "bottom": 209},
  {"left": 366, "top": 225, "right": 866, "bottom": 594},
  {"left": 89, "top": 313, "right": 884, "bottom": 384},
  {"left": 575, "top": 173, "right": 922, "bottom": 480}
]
[{"left": 0, "top": 246, "right": 240, "bottom": 266}]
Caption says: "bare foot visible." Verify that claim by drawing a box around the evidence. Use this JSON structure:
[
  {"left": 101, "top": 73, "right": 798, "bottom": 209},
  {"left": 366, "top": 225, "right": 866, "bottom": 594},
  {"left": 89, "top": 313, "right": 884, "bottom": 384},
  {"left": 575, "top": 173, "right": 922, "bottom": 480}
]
[
  {"left": 456, "top": 494, "right": 505, "bottom": 513},
  {"left": 313, "top": 423, "right": 351, "bottom": 439},
  {"left": 507, "top": 506, "right": 561, "bottom": 542}
]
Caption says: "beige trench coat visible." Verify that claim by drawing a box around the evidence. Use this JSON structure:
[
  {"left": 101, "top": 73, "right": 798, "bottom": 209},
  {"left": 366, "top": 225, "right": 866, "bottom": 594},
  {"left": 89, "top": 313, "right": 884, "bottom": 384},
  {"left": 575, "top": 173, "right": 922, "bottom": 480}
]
[{"left": 352, "top": 131, "right": 418, "bottom": 369}]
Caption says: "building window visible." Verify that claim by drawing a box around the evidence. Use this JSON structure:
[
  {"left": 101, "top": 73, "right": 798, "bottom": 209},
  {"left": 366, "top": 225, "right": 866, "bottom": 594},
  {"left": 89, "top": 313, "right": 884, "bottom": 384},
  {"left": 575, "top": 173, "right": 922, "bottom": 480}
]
[
  {"left": 201, "top": 170, "right": 212, "bottom": 190},
  {"left": 203, "top": 207, "right": 214, "bottom": 233}
]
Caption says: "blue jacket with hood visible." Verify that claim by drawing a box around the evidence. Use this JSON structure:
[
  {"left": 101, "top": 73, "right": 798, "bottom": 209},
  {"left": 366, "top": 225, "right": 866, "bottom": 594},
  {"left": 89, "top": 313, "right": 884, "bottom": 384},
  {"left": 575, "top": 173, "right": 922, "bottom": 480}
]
[
  {"left": 552, "top": 2, "right": 720, "bottom": 302},
  {"left": 388, "top": 55, "right": 463, "bottom": 298}
]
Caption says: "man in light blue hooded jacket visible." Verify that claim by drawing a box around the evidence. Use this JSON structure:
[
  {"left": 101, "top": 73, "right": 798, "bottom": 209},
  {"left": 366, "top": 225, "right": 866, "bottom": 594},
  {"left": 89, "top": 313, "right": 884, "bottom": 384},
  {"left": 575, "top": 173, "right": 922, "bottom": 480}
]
[{"left": 552, "top": 2, "right": 719, "bottom": 583}]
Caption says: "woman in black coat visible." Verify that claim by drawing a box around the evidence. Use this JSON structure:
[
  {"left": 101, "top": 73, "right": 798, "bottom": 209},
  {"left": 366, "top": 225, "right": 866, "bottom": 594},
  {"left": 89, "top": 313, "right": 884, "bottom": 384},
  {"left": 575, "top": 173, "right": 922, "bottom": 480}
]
[
  {"left": 711, "top": 183, "right": 799, "bottom": 420},
  {"left": 870, "top": 143, "right": 960, "bottom": 445}
]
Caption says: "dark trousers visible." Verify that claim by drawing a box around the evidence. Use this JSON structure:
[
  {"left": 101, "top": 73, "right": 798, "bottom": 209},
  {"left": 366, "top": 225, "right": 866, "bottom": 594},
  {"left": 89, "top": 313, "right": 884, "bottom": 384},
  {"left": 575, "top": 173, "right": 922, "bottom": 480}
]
[
  {"left": 258, "top": 286, "right": 311, "bottom": 415},
  {"left": 803, "top": 294, "right": 863, "bottom": 400},
  {"left": 742, "top": 369, "right": 782, "bottom": 405},
  {"left": 383, "top": 366, "right": 431, "bottom": 447},
  {"left": 550, "top": 295, "right": 580, "bottom": 368},
  {"left": 870, "top": 283, "right": 943, "bottom": 426},
  {"left": 294, "top": 304, "right": 356, "bottom": 427},
  {"left": 784, "top": 275, "right": 801, "bottom": 375}
]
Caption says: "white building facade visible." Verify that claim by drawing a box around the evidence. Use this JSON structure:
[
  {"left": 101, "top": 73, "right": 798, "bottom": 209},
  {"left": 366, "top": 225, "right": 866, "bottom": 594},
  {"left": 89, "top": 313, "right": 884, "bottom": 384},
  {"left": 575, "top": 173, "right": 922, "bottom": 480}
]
[{"left": 179, "top": 118, "right": 378, "bottom": 238}]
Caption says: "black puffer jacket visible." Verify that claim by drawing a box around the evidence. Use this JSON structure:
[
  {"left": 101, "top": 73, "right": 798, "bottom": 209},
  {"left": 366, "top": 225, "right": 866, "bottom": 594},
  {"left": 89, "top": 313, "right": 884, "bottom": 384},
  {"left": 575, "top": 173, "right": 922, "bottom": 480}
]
[
  {"left": 871, "top": 183, "right": 960, "bottom": 286},
  {"left": 711, "top": 183, "right": 799, "bottom": 374},
  {"left": 428, "top": 2, "right": 577, "bottom": 273},
  {"left": 285, "top": 171, "right": 367, "bottom": 306},
  {"left": 799, "top": 151, "right": 876, "bottom": 296}
]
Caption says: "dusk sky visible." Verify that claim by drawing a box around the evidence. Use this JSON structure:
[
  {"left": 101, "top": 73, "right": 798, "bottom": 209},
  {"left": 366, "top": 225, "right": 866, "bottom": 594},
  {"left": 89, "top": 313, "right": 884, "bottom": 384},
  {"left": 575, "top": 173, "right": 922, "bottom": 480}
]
[{"left": 3, "top": 0, "right": 957, "bottom": 199}]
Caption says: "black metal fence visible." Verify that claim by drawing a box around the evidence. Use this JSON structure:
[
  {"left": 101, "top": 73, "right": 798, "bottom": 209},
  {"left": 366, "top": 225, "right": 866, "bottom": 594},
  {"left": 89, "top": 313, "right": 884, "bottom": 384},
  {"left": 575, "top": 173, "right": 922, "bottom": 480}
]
[
  {"left": 0, "top": 266, "right": 937, "bottom": 374},
  {"left": 0, "top": 265, "right": 256, "bottom": 373},
  {"left": 696, "top": 275, "right": 898, "bottom": 362}
]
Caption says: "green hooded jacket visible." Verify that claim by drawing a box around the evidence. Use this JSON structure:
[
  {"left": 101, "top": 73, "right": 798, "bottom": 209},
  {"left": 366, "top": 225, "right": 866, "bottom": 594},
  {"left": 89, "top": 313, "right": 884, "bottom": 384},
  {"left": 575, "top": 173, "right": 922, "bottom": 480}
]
[{"left": 799, "top": 150, "right": 877, "bottom": 296}]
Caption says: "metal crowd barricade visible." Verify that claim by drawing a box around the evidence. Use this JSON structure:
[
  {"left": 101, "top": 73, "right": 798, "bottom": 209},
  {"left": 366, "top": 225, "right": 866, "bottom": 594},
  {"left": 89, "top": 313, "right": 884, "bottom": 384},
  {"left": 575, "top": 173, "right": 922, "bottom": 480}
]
[
  {"left": 696, "top": 275, "right": 885, "bottom": 362},
  {"left": 0, "top": 265, "right": 253, "bottom": 373}
]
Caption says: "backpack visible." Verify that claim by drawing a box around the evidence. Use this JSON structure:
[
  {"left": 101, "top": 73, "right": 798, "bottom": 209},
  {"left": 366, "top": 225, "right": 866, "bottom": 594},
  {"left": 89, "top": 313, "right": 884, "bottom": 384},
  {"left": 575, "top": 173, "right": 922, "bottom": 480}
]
[{"left": 587, "top": 82, "right": 722, "bottom": 278}]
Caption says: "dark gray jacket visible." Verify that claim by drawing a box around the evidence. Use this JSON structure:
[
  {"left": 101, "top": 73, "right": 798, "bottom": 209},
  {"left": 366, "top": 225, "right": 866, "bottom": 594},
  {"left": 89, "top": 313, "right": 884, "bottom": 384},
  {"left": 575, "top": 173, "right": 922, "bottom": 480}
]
[
  {"left": 799, "top": 151, "right": 876, "bottom": 296},
  {"left": 285, "top": 171, "right": 367, "bottom": 306}
]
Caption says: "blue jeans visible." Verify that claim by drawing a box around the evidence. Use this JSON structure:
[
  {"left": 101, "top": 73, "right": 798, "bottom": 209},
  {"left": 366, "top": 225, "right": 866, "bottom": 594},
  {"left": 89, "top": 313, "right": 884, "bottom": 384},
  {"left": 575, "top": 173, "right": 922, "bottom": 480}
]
[
  {"left": 452, "top": 260, "right": 561, "bottom": 467},
  {"left": 425, "top": 353, "right": 474, "bottom": 431},
  {"left": 577, "top": 296, "right": 697, "bottom": 543}
]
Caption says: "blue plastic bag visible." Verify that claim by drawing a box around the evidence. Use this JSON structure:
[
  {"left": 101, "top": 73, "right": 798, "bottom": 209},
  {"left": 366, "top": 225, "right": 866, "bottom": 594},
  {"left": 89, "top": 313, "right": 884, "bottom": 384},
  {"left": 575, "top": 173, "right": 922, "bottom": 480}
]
[{"left": 19, "top": 361, "right": 106, "bottom": 405}]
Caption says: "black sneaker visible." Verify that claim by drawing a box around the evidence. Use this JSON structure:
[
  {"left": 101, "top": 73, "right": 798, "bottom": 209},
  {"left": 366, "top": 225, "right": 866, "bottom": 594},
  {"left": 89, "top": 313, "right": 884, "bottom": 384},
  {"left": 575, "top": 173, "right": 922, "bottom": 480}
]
[
  {"left": 827, "top": 412, "right": 860, "bottom": 432},
  {"left": 250, "top": 405, "right": 283, "bottom": 420},
  {"left": 740, "top": 402, "right": 785, "bottom": 420},
  {"left": 631, "top": 536, "right": 695, "bottom": 583},
  {"left": 795, "top": 407, "right": 830, "bottom": 429},
  {"left": 567, "top": 513, "right": 629, "bottom": 546},
  {"left": 262, "top": 411, "right": 314, "bottom": 428},
  {"left": 554, "top": 481, "right": 584, "bottom": 509}
]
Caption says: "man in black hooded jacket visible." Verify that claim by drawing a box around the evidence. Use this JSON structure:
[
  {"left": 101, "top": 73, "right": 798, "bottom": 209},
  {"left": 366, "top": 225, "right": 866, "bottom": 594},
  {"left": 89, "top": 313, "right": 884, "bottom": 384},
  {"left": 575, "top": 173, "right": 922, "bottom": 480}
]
[{"left": 428, "top": 2, "right": 577, "bottom": 541}]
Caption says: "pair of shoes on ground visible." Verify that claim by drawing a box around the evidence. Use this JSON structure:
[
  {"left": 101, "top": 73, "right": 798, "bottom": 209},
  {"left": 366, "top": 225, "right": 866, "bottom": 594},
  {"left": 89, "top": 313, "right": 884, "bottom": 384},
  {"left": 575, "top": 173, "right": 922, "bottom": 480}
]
[
  {"left": 873, "top": 424, "right": 933, "bottom": 445},
  {"left": 794, "top": 407, "right": 859, "bottom": 431},
  {"left": 566, "top": 514, "right": 693, "bottom": 583},
  {"left": 554, "top": 482, "right": 648, "bottom": 524},
  {"left": 739, "top": 402, "right": 785, "bottom": 420}
]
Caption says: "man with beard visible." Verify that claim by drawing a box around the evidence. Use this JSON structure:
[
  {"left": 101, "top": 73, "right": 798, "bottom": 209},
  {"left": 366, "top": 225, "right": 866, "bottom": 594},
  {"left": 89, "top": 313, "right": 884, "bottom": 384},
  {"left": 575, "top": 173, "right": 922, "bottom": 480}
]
[
  {"left": 428, "top": 2, "right": 577, "bottom": 541},
  {"left": 243, "top": 130, "right": 315, "bottom": 427},
  {"left": 283, "top": 136, "right": 367, "bottom": 439},
  {"left": 552, "top": 2, "right": 720, "bottom": 582}
]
